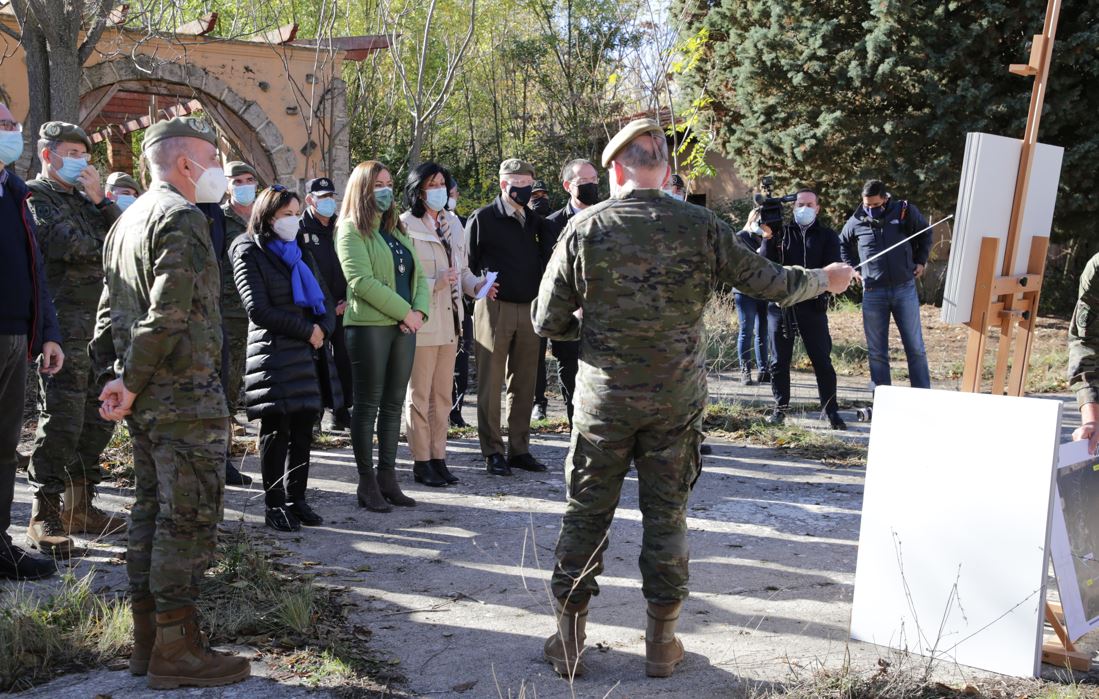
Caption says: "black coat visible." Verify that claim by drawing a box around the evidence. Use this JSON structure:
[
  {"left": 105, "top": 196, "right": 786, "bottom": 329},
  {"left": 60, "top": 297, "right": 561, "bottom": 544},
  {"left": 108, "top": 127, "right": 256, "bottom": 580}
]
[
  {"left": 231, "top": 233, "right": 343, "bottom": 419},
  {"left": 298, "top": 210, "right": 346, "bottom": 303}
]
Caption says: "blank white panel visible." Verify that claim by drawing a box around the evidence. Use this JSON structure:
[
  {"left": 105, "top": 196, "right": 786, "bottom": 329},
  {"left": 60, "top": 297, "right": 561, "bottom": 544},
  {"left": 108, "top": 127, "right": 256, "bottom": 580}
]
[{"left": 850, "top": 387, "right": 1061, "bottom": 677}]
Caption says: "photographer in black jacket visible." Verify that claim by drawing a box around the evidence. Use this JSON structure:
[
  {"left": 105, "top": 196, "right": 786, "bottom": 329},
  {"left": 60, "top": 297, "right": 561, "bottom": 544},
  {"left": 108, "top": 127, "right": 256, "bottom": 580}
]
[{"left": 759, "top": 188, "right": 845, "bottom": 430}]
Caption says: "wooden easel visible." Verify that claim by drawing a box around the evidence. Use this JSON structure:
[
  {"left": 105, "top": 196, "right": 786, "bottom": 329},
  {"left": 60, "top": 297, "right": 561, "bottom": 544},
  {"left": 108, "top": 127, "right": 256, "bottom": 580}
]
[{"left": 957, "top": 0, "right": 1091, "bottom": 673}]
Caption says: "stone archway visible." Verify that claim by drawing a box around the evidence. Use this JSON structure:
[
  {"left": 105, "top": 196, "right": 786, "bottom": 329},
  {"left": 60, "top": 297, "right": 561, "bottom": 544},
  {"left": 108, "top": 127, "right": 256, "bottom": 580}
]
[{"left": 79, "top": 58, "right": 298, "bottom": 186}]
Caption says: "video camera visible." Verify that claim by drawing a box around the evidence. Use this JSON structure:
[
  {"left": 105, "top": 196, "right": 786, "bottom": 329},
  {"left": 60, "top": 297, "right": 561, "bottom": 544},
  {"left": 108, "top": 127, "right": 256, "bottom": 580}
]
[{"left": 753, "top": 176, "right": 796, "bottom": 230}]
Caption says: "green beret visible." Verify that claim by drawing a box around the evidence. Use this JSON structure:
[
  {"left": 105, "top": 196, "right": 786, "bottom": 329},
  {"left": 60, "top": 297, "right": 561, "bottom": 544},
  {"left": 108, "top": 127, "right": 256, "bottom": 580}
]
[
  {"left": 499, "top": 158, "right": 535, "bottom": 178},
  {"left": 601, "top": 118, "right": 665, "bottom": 169},
  {"left": 39, "top": 121, "right": 92, "bottom": 151},
  {"left": 106, "top": 172, "right": 143, "bottom": 193},
  {"left": 225, "top": 161, "right": 258, "bottom": 179},
  {"left": 142, "top": 117, "right": 217, "bottom": 152}
]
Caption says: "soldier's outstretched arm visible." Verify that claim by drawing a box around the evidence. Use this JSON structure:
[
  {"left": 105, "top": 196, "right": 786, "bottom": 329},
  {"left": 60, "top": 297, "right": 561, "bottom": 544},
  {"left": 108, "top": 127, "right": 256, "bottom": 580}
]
[
  {"left": 532, "top": 227, "right": 580, "bottom": 341},
  {"left": 714, "top": 216, "right": 829, "bottom": 307},
  {"left": 120, "top": 208, "right": 205, "bottom": 396}
]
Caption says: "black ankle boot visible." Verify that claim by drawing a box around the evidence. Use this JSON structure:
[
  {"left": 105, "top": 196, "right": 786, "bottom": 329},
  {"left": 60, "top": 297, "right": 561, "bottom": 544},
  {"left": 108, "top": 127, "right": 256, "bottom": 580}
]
[
  {"left": 430, "top": 458, "right": 459, "bottom": 485},
  {"left": 377, "top": 469, "right": 415, "bottom": 507},
  {"left": 357, "top": 467, "right": 392, "bottom": 512},
  {"left": 413, "top": 460, "right": 447, "bottom": 487}
]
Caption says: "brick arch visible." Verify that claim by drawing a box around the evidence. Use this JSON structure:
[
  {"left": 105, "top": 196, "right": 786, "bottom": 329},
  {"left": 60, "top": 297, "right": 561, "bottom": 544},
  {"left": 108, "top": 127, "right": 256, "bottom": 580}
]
[{"left": 80, "top": 59, "right": 298, "bottom": 186}]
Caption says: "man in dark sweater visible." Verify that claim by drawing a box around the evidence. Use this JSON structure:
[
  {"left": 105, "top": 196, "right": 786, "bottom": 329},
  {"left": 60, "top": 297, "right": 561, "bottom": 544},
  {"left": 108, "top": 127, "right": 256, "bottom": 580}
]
[
  {"left": 466, "top": 158, "right": 555, "bottom": 476},
  {"left": 0, "top": 103, "right": 65, "bottom": 580}
]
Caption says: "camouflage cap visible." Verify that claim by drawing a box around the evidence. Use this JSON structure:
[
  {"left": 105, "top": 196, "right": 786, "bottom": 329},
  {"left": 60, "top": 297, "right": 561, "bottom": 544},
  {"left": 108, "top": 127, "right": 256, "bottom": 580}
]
[
  {"left": 142, "top": 116, "right": 217, "bottom": 152},
  {"left": 39, "top": 121, "right": 92, "bottom": 151},
  {"left": 106, "top": 172, "right": 143, "bottom": 193},
  {"left": 601, "top": 118, "right": 664, "bottom": 168},
  {"left": 532, "top": 179, "right": 548, "bottom": 193},
  {"left": 226, "top": 161, "right": 258, "bottom": 179},
  {"left": 499, "top": 158, "right": 535, "bottom": 178}
]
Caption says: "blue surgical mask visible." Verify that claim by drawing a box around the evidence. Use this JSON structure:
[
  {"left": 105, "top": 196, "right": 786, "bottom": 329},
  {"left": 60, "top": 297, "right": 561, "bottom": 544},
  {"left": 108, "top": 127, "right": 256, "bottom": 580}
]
[
  {"left": 424, "top": 186, "right": 448, "bottom": 212},
  {"left": 374, "top": 187, "right": 394, "bottom": 212},
  {"left": 115, "top": 194, "right": 136, "bottom": 211},
  {"left": 57, "top": 155, "right": 89, "bottom": 184},
  {"left": 232, "top": 184, "right": 256, "bottom": 206},
  {"left": 315, "top": 197, "right": 338, "bottom": 218},
  {"left": 794, "top": 206, "right": 817, "bottom": 227},
  {"left": 0, "top": 130, "right": 24, "bottom": 165}
]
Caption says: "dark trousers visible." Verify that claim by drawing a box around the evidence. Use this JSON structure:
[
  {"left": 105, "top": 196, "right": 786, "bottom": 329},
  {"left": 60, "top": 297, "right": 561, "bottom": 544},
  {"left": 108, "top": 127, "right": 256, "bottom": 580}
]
[
  {"left": 346, "top": 325, "right": 415, "bottom": 473},
  {"left": 550, "top": 339, "right": 579, "bottom": 426},
  {"left": 767, "top": 303, "right": 839, "bottom": 414},
  {"left": 259, "top": 411, "right": 317, "bottom": 508},
  {"left": 331, "top": 318, "right": 353, "bottom": 422},
  {"left": 0, "top": 335, "right": 27, "bottom": 547},
  {"left": 451, "top": 308, "right": 473, "bottom": 419},
  {"left": 534, "top": 337, "right": 549, "bottom": 409}
]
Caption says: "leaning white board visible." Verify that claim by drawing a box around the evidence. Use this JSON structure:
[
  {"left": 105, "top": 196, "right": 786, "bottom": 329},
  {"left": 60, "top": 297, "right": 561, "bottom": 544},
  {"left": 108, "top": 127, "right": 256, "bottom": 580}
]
[
  {"left": 1050, "top": 440, "right": 1099, "bottom": 640},
  {"left": 850, "top": 387, "right": 1061, "bottom": 677}
]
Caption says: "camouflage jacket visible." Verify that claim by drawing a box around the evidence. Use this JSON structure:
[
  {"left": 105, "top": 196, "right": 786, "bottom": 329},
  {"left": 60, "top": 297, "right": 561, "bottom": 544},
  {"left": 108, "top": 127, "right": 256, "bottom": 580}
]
[
  {"left": 532, "top": 186, "right": 828, "bottom": 417},
  {"left": 91, "top": 181, "right": 227, "bottom": 426},
  {"left": 26, "top": 176, "right": 120, "bottom": 339},
  {"left": 1068, "top": 252, "right": 1099, "bottom": 407},
  {"left": 220, "top": 202, "right": 250, "bottom": 320}
]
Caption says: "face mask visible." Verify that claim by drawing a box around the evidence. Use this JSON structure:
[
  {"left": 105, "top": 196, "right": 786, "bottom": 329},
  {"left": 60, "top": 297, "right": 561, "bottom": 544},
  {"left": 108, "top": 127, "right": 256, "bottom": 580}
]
[
  {"left": 794, "top": 206, "right": 817, "bottom": 227},
  {"left": 115, "top": 194, "right": 136, "bottom": 211},
  {"left": 188, "top": 160, "right": 227, "bottom": 204},
  {"left": 424, "top": 186, "right": 448, "bottom": 212},
  {"left": 57, "top": 155, "right": 89, "bottom": 184},
  {"left": 508, "top": 184, "right": 533, "bottom": 207},
  {"left": 865, "top": 203, "right": 886, "bottom": 218},
  {"left": 374, "top": 186, "right": 394, "bottom": 212},
  {"left": 272, "top": 216, "right": 300, "bottom": 241},
  {"left": 529, "top": 197, "right": 552, "bottom": 215},
  {"left": 315, "top": 197, "right": 338, "bottom": 218},
  {"left": 447, "top": 196, "right": 457, "bottom": 211},
  {"left": 575, "top": 182, "right": 600, "bottom": 206},
  {"left": 232, "top": 183, "right": 256, "bottom": 206},
  {"left": 0, "top": 130, "right": 24, "bottom": 165}
]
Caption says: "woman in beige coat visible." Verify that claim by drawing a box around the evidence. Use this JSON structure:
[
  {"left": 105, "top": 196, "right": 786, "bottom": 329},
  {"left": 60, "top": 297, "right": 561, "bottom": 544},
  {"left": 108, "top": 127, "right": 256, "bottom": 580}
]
[{"left": 400, "top": 162, "right": 496, "bottom": 485}]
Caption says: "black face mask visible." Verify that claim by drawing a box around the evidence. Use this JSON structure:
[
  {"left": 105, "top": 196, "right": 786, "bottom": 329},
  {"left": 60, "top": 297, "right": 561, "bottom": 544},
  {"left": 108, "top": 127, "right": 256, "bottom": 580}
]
[
  {"left": 575, "top": 182, "right": 600, "bottom": 206},
  {"left": 508, "top": 184, "right": 533, "bottom": 207},
  {"left": 529, "top": 197, "right": 552, "bottom": 215}
]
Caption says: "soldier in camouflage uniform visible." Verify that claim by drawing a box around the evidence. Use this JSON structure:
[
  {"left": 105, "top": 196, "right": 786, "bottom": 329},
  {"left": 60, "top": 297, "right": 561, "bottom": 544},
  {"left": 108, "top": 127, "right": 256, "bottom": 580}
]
[
  {"left": 532, "top": 118, "right": 855, "bottom": 679},
  {"left": 91, "top": 117, "right": 250, "bottom": 689},
  {"left": 25, "top": 121, "right": 124, "bottom": 556},
  {"left": 1069, "top": 253, "right": 1099, "bottom": 454}
]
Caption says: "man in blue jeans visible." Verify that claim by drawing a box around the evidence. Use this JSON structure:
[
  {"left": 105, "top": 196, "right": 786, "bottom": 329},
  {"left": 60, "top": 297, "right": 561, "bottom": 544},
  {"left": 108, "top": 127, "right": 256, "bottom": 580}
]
[{"left": 839, "top": 180, "right": 931, "bottom": 390}]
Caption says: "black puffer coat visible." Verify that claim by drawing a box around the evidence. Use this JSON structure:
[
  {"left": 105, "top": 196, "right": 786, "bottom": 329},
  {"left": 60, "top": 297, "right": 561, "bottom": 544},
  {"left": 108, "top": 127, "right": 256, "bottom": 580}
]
[{"left": 231, "top": 232, "right": 344, "bottom": 419}]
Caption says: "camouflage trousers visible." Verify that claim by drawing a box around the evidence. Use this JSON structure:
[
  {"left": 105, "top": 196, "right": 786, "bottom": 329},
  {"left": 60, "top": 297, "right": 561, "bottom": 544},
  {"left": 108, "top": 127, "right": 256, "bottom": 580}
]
[
  {"left": 28, "top": 340, "right": 115, "bottom": 494},
  {"left": 224, "top": 317, "right": 249, "bottom": 416},
  {"left": 127, "top": 417, "right": 227, "bottom": 612},
  {"left": 552, "top": 406, "right": 704, "bottom": 605}
]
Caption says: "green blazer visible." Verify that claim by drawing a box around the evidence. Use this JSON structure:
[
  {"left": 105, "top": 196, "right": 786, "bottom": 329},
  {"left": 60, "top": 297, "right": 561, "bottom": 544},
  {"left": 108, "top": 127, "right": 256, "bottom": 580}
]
[{"left": 336, "top": 218, "right": 431, "bottom": 326}]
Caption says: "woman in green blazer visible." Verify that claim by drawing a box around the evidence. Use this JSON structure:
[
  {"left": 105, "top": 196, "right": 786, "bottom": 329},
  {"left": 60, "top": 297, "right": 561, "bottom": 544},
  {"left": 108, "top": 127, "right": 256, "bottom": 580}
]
[{"left": 336, "top": 160, "right": 431, "bottom": 511}]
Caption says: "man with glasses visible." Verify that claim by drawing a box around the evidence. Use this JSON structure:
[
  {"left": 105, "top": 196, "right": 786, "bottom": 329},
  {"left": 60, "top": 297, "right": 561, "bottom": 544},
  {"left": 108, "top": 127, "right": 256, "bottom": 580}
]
[{"left": 25, "top": 121, "right": 124, "bottom": 556}]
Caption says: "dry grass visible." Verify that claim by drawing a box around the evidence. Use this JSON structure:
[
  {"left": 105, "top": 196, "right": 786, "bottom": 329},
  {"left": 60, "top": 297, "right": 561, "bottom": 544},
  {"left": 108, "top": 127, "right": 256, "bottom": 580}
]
[{"left": 703, "top": 401, "right": 867, "bottom": 467}]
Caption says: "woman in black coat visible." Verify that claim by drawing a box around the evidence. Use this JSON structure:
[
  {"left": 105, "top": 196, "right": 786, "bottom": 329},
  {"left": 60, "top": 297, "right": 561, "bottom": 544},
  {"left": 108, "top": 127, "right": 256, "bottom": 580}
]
[{"left": 231, "top": 186, "right": 343, "bottom": 532}]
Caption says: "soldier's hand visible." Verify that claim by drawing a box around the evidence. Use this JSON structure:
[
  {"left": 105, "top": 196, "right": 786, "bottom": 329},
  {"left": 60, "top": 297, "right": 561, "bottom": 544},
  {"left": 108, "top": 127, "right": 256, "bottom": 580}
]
[
  {"left": 822, "top": 262, "right": 857, "bottom": 294},
  {"left": 39, "top": 341, "right": 64, "bottom": 375},
  {"left": 1073, "top": 423, "right": 1099, "bottom": 455},
  {"left": 98, "top": 377, "right": 136, "bottom": 422},
  {"left": 78, "top": 166, "right": 105, "bottom": 204}
]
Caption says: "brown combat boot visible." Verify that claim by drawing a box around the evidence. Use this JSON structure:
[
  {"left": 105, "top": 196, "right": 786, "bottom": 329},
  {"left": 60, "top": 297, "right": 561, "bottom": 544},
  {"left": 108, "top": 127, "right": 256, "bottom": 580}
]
[
  {"left": 26, "top": 491, "right": 73, "bottom": 556},
  {"left": 62, "top": 481, "right": 127, "bottom": 536},
  {"left": 146, "top": 606, "right": 251, "bottom": 689},
  {"left": 543, "top": 598, "right": 589, "bottom": 677},
  {"left": 129, "top": 596, "right": 156, "bottom": 676},
  {"left": 645, "top": 601, "right": 685, "bottom": 678}
]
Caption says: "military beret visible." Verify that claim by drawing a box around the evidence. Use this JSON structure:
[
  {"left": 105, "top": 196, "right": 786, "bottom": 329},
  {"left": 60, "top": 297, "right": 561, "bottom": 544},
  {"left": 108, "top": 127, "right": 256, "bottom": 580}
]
[
  {"left": 106, "top": 172, "right": 143, "bottom": 193},
  {"left": 39, "top": 121, "right": 92, "bottom": 151},
  {"left": 142, "top": 117, "right": 217, "bottom": 152},
  {"left": 226, "top": 161, "right": 258, "bottom": 179},
  {"left": 306, "top": 177, "right": 335, "bottom": 194},
  {"left": 601, "top": 118, "right": 665, "bottom": 169},
  {"left": 499, "top": 158, "right": 535, "bottom": 178},
  {"left": 669, "top": 174, "right": 685, "bottom": 188},
  {"left": 531, "top": 179, "right": 548, "bottom": 193}
]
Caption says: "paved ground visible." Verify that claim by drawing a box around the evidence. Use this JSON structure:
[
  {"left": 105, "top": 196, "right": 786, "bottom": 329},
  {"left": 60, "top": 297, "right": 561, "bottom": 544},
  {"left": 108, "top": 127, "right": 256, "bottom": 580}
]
[{"left": 7, "top": 377, "right": 1095, "bottom": 697}]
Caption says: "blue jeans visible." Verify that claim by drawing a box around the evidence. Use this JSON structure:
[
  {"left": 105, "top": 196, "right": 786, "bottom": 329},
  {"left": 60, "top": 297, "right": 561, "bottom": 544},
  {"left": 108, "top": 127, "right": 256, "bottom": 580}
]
[
  {"left": 862, "top": 280, "right": 930, "bottom": 389},
  {"left": 734, "top": 292, "right": 769, "bottom": 373}
]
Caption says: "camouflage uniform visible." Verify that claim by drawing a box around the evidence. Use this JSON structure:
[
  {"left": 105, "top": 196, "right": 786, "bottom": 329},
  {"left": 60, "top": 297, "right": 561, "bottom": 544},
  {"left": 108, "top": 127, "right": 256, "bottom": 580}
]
[
  {"left": 25, "top": 175, "right": 119, "bottom": 494},
  {"left": 220, "top": 202, "right": 249, "bottom": 414},
  {"left": 1068, "top": 252, "right": 1099, "bottom": 407},
  {"left": 532, "top": 186, "right": 828, "bottom": 604},
  {"left": 91, "top": 180, "right": 228, "bottom": 612}
]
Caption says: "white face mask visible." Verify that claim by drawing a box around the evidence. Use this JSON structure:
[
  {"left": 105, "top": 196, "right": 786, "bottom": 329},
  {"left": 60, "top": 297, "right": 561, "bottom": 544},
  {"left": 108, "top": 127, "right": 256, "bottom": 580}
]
[
  {"left": 188, "top": 160, "right": 227, "bottom": 204},
  {"left": 447, "top": 196, "right": 457, "bottom": 211},
  {"left": 272, "top": 216, "right": 300, "bottom": 241}
]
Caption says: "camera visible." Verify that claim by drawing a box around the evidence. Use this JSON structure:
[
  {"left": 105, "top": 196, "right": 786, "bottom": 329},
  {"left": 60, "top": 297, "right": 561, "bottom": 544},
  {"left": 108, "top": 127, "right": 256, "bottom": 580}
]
[{"left": 753, "top": 176, "right": 796, "bottom": 230}]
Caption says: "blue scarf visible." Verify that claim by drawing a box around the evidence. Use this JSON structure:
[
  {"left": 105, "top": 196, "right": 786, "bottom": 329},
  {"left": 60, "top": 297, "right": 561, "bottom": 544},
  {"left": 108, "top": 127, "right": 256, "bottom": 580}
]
[{"left": 266, "top": 238, "right": 326, "bottom": 316}]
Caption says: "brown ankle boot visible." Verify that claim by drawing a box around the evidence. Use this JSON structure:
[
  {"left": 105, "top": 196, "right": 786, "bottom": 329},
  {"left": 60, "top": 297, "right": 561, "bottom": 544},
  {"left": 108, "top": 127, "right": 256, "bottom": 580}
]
[
  {"left": 356, "top": 467, "right": 392, "bottom": 512},
  {"left": 27, "top": 492, "right": 73, "bottom": 556},
  {"left": 543, "top": 598, "right": 589, "bottom": 677},
  {"left": 645, "top": 601, "right": 684, "bottom": 677},
  {"left": 129, "top": 596, "right": 156, "bottom": 676},
  {"left": 146, "top": 606, "right": 251, "bottom": 689},
  {"left": 376, "top": 468, "right": 415, "bottom": 507},
  {"left": 62, "top": 481, "right": 127, "bottom": 536}
]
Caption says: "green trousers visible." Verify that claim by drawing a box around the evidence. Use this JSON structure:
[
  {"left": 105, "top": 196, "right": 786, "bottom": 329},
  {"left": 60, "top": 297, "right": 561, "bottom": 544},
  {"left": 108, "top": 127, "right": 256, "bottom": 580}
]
[{"left": 346, "top": 325, "right": 416, "bottom": 474}]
